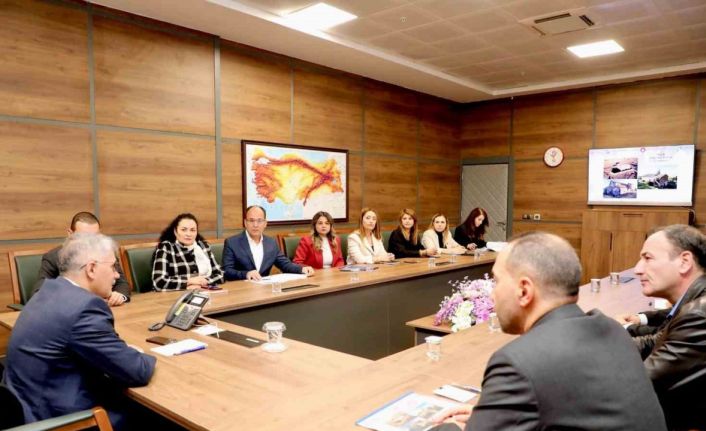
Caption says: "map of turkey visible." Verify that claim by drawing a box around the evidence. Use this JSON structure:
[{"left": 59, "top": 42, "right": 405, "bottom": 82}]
[{"left": 251, "top": 149, "right": 344, "bottom": 206}]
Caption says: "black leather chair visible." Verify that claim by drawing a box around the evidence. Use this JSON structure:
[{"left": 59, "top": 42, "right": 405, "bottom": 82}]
[{"left": 8, "top": 249, "right": 49, "bottom": 311}]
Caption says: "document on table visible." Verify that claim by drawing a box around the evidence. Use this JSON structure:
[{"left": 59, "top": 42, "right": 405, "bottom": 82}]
[
  {"left": 356, "top": 392, "right": 460, "bottom": 431},
  {"left": 250, "top": 273, "right": 307, "bottom": 285},
  {"left": 486, "top": 241, "right": 508, "bottom": 252},
  {"left": 150, "top": 339, "right": 207, "bottom": 356}
]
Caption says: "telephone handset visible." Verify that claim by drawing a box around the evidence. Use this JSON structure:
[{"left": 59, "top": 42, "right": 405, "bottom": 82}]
[{"left": 164, "top": 290, "right": 210, "bottom": 331}]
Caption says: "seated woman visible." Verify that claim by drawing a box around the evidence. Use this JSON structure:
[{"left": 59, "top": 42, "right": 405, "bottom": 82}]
[
  {"left": 454, "top": 207, "right": 489, "bottom": 251},
  {"left": 293, "top": 211, "right": 345, "bottom": 269},
  {"left": 388, "top": 208, "right": 437, "bottom": 258},
  {"left": 421, "top": 213, "right": 466, "bottom": 255},
  {"left": 347, "top": 207, "right": 395, "bottom": 264},
  {"left": 152, "top": 213, "right": 224, "bottom": 291}
]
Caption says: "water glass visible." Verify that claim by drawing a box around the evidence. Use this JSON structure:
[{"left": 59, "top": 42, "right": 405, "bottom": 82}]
[
  {"left": 350, "top": 271, "right": 360, "bottom": 282},
  {"left": 428, "top": 257, "right": 436, "bottom": 268},
  {"left": 488, "top": 312, "right": 500, "bottom": 332},
  {"left": 425, "top": 336, "right": 442, "bottom": 361},
  {"left": 609, "top": 272, "right": 620, "bottom": 286},
  {"left": 449, "top": 254, "right": 457, "bottom": 264},
  {"left": 262, "top": 321, "right": 287, "bottom": 353},
  {"left": 271, "top": 282, "right": 282, "bottom": 294},
  {"left": 473, "top": 249, "right": 482, "bottom": 258},
  {"left": 590, "top": 278, "right": 601, "bottom": 293}
]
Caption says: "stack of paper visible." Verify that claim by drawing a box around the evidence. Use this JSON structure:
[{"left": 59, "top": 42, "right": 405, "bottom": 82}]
[
  {"left": 250, "top": 273, "right": 307, "bottom": 285},
  {"left": 150, "top": 339, "right": 207, "bottom": 356}
]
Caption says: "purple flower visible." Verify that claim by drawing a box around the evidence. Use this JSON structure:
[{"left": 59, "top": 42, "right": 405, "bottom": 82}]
[{"left": 433, "top": 275, "right": 495, "bottom": 327}]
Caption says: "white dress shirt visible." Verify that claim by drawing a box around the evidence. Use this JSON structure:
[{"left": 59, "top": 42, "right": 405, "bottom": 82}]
[
  {"left": 246, "top": 232, "right": 264, "bottom": 272},
  {"left": 321, "top": 238, "right": 333, "bottom": 269}
]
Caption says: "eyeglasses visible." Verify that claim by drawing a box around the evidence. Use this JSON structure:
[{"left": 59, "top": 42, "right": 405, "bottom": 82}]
[
  {"left": 246, "top": 218, "right": 266, "bottom": 225},
  {"left": 80, "top": 260, "right": 118, "bottom": 271}
]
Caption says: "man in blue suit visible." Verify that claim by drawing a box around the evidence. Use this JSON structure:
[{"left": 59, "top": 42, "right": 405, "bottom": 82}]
[
  {"left": 4, "top": 233, "right": 156, "bottom": 429},
  {"left": 223, "top": 205, "right": 314, "bottom": 281}
]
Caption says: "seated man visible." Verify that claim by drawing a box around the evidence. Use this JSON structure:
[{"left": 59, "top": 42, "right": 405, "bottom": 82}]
[
  {"left": 34, "top": 211, "right": 130, "bottom": 306},
  {"left": 5, "top": 233, "right": 156, "bottom": 429},
  {"left": 615, "top": 224, "right": 706, "bottom": 430},
  {"left": 433, "top": 232, "right": 666, "bottom": 431},
  {"left": 223, "top": 205, "right": 314, "bottom": 281}
]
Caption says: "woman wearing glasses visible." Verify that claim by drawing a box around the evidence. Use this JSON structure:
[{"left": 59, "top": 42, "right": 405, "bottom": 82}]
[{"left": 152, "top": 213, "right": 224, "bottom": 291}]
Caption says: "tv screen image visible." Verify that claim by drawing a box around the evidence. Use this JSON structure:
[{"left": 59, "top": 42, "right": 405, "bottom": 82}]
[{"left": 588, "top": 144, "right": 695, "bottom": 206}]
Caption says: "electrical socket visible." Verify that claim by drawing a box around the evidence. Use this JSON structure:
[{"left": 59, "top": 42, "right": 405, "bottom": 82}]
[
  {"left": 532, "top": 213, "right": 541, "bottom": 221},
  {"left": 522, "top": 214, "right": 530, "bottom": 220}
]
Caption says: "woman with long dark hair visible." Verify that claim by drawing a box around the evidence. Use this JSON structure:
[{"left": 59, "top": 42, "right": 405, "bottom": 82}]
[
  {"left": 454, "top": 207, "right": 489, "bottom": 250},
  {"left": 388, "top": 208, "right": 437, "bottom": 258},
  {"left": 152, "top": 213, "right": 223, "bottom": 291},
  {"left": 293, "top": 211, "right": 345, "bottom": 269}
]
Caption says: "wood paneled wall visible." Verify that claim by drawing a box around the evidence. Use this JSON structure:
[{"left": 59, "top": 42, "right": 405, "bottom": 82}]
[
  {"left": 460, "top": 76, "right": 706, "bottom": 253},
  {"left": 0, "top": 0, "right": 460, "bottom": 309}
]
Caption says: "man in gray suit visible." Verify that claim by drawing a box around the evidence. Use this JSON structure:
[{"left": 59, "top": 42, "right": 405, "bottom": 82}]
[{"left": 433, "top": 232, "right": 666, "bottom": 431}]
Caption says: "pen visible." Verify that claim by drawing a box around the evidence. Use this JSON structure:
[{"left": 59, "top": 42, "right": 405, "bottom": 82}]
[
  {"left": 245, "top": 338, "right": 260, "bottom": 344},
  {"left": 175, "top": 345, "right": 206, "bottom": 355},
  {"left": 449, "top": 384, "right": 482, "bottom": 394}
]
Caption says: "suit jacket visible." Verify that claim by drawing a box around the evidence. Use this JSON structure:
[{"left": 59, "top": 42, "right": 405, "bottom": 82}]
[
  {"left": 292, "top": 236, "right": 344, "bottom": 269},
  {"left": 5, "top": 277, "right": 155, "bottom": 424},
  {"left": 453, "top": 225, "right": 486, "bottom": 248},
  {"left": 421, "top": 229, "right": 463, "bottom": 254},
  {"left": 635, "top": 275, "right": 706, "bottom": 430},
  {"left": 346, "top": 232, "right": 388, "bottom": 264},
  {"left": 33, "top": 246, "right": 131, "bottom": 300},
  {"left": 222, "top": 232, "right": 302, "bottom": 280},
  {"left": 467, "top": 303, "right": 666, "bottom": 431}
]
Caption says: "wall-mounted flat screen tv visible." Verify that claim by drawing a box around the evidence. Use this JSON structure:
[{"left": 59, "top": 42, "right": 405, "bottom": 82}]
[{"left": 587, "top": 144, "right": 695, "bottom": 206}]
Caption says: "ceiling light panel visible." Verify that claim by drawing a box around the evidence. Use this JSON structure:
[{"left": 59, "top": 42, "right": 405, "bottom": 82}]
[
  {"left": 284, "top": 2, "right": 357, "bottom": 29},
  {"left": 567, "top": 39, "right": 624, "bottom": 58}
]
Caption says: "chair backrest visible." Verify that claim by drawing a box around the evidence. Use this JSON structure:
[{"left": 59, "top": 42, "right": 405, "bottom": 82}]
[
  {"left": 119, "top": 242, "right": 158, "bottom": 293},
  {"left": 209, "top": 241, "right": 224, "bottom": 266},
  {"left": 4, "top": 406, "right": 114, "bottom": 431},
  {"left": 0, "top": 383, "right": 25, "bottom": 429},
  {"left": 9, "top": 249, "right": 50, "bottom": 306},
  {"left": 381, "top": 230, "right": 392, "bottom": 251},
  {"left": 338, "top": 232, "right": 349, "bottom": 262},
  {"left": 280, "top": 235, "right": 304, "bottom": 260}
]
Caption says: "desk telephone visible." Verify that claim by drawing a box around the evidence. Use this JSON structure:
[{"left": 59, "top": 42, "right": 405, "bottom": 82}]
[{"left": 164, "top": 290, "right": 210, "bottom": 330}]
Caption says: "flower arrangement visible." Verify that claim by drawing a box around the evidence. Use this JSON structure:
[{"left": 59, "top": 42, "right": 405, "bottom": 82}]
[{"left": 433, "top": 274, "right": 495, "bottom": 332}]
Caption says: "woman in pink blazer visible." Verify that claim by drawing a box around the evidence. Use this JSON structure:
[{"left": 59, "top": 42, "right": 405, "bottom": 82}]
[{"left": 293, "top": 211, "right": 345, "bottom": 269}]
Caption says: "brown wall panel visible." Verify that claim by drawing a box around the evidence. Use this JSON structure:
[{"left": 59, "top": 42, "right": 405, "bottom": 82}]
[
  {"left": 221, "top": 48, "right": 291, "bottom": 143},
  {"left": 363, "top": 155, "right": 417, "bottom": 221},
  {"left": 222, "top": 142, "right": 243, "bottom": 230},
  {"left": 293, "top": 67, "right": 362, "bottom": 151},
  {"left": 513, "top": 158, "right": 588, "bottom": 222},
  {"left": 512, "top": 221, "right": 582, "bottom": 252},
  {"left": 595, "top": 79, "right": 697, "bottom": 148},
  {"left": 0, "top": 122, "right": 93, "bottom": 239},
  {"left": 348, "top": 153, "right": 363, "bottom": 223},
  {"left": 418, "top": 161, "right": 460, "bottom": 226},
  {"left": 512, "top": 92, "right": 593, "bottom": 160},
  {"left": 97, "top": 130, "right": 216, "bottom": 235},
  {"left": 459, "top": 100, "right": 511, "bottom": 159},
  {"left": 693, "top": 150, "right": 706, "bottom": 226},
  {"left": 0, "top": 0, "right": 89, "bottom": 122},
  {"left": 364, "top": 81, "right": 418, "bottom": 157},
  {"left": 419, "top": 97, "right": 459, "bottom": 161},
  {"left": 698, "top": 79, "right": 706, "bottom": 150},
  {"left": 94, "top": 17, "right": 215, "bottom": 135}
]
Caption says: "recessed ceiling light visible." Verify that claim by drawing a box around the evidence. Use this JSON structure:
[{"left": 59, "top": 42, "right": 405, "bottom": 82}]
[
  {"left": 567, "top": 40, "right": 624, "bottom": 58},
  {"left": 284, "top": 3, "right": 357, "bottom": 30}
]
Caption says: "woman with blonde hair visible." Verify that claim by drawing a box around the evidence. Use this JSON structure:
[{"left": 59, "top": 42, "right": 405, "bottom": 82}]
[
  {"left": 347, "top": 208, "right": 395, "bottom": 264},
  {"left": 388, "top": 208, "right": 437, "bottom": 258},
  {"left": 421, "top": 213, "right": 466, "bottom": 255},
  {"left": 293, "top": 211, "right": 344, "bottom": 269}
]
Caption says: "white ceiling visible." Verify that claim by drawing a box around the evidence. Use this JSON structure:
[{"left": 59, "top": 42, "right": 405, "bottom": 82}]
[{"left": 89, "top": 0, "right": 706, "bottom": 102}]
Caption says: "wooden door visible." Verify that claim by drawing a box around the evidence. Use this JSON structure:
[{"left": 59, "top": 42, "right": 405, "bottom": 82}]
[{"left": 610, "top": 231, "right": 646, "bottom": 273}]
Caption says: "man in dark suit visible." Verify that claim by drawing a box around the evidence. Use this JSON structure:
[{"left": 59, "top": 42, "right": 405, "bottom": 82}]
[
  {"left": 433, "top": 232, "right": 666, "bottom": 431},
  {"left": 33, "top": 211, "right": 130, "bottom": 306},
  {"left": 4, "top": 233, "right": 156, "bottom": 429},
  {"left": 615, "top": 225, "right": 706, "bottom": 430},
  {"left": 223, "top": 205, "right": 314, "bottom": 281}
]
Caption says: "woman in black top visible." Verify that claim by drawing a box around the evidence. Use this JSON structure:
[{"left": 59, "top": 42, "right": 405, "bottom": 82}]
[
  {"left": 454, "top": 207, "right": 489, "bottom": 251},
  {"left": 388, "top": 208, "right": 437, "bottom": 258}
]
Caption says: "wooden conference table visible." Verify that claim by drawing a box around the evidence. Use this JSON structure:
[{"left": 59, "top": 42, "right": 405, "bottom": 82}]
[{"left": 0, "top": 257, "right": 654, "bottom": 431}]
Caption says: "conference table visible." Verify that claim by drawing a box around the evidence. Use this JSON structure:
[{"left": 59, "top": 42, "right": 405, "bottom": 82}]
[{"left": 0, "top": 256, "right": 655, "bottom": 431}]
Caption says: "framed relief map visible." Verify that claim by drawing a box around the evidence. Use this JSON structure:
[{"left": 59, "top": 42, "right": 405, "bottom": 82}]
[{"left": 241, "top": 141, "right": 348, "bottom": 224}]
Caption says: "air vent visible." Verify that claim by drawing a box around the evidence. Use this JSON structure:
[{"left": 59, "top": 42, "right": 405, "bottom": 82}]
[{"left": 520, "top": 9, "right": 598, "bottom": 36}]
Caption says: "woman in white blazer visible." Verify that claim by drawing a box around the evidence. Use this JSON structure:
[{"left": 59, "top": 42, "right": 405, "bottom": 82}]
[
  {"left": 421, "top": 213, "right": 466, "bottom": 255},
  {"left": 347, "top": 208, "right": 395, "bottom": 264}
]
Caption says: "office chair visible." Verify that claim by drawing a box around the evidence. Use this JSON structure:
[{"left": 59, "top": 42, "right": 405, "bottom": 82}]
[{"left": 0, "top": 383, "right": 113, "bottom": 431}]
